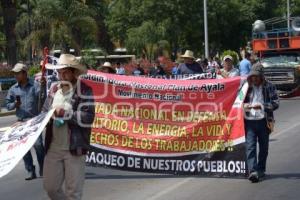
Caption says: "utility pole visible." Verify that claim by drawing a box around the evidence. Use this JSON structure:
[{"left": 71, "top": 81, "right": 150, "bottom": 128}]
[
  {"left": 204, "top": 0, "right": 209, "bottom": 58},
  {"left": 287, "top": 0, "right": 290, "bottom": 30},
  {"left": 27, "top": 0, "right": 32, "bottom": 65}
]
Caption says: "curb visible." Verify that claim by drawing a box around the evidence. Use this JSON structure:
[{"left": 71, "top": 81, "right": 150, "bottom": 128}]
[{"left": 0, "top": 110, "right": 16, "bottom": 117}]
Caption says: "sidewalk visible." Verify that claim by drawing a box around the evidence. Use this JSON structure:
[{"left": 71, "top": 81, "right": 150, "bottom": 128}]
[{"left": 0, "top": 107, "right": 15, "bottom": 117}]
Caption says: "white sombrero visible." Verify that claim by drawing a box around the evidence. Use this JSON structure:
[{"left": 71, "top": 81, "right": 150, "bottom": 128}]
[
  {"left": 98, "top": 61, "right": 116, "bottom": 73},
  {"left": 102, "top": 62, "right": 112, "bottom": 67},
  {"left": 181, "top": 50, "right": 195, "bottom": 59},
  {"left": 45, "top": 54, "right": 87, "bottom": 75}
]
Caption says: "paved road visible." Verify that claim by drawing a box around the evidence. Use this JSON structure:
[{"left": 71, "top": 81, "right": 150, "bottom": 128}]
[
  {"left": 0, "top": 98, "right": 299, "bottom": 200},
  {"left": 0, "top": 115, "right": 16, "bottom": 128}
]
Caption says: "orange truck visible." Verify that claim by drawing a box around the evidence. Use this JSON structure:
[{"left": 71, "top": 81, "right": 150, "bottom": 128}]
[{"left": 252, "top": 17, "right": 300, "bottom": 96}]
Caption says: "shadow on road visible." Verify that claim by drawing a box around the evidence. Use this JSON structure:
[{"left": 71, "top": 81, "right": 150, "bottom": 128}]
[
  {"left": 85, "top": 172, "right": 247, "bottom": 180},
  {"left": 86, "top": 174, "right": 188, "bottom": 180},
  {"left": 269, "top": 138, "right": 278, "bottom": 142},
  {"left": 266, "top": 173, "right": 300, "bottom": 180},
  {"left": 280, "top": 97, "right": 300, "bottom": 101}
]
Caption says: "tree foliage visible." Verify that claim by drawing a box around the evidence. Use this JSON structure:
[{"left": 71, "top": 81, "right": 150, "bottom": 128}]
[
  {"left": 1, "top": 0, "right": 300, "bottom": 64},
  {"left": 0, "top": 0, "right": 17, "bottom": 66},
  {"left": 16, "top": 0, "right": 98, "bottom": 55},
  {"left": 106, "top": 0, "right": 300, "bottom": 58}
]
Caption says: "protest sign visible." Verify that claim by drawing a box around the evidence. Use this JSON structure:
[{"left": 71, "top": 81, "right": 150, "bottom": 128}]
[
  {"left": 0, "top": 70, "right": 249, "bottom": 178},
  {"left": 0, "top": 109, "right": 54, "bottom": 178},
  {"left": 83, "top": 71, "right": 248, "bottom": 176}
]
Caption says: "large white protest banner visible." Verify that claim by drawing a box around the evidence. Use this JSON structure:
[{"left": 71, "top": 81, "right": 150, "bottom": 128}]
[{"left": 0, "top": 109, "right": 54, "bottom": 178}]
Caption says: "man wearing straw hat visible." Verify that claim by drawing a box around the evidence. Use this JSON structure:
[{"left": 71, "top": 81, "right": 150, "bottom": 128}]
[
  {"left": 98, "top": 61, "right": 116, "bottom": 74},
  {"left": 42, "top": 54, "right": 95, "bottom": 200},
  {"left": 177, "top": 50, "right": 203, "bottom": 75}
]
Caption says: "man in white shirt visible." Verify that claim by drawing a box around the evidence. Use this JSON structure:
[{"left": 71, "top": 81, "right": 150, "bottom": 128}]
[
  {"left": 243, "top": 63, "right": 279, "bottom": 183},
  {"left": 42, "top": 54, "right": 95, "bottom": 200}
]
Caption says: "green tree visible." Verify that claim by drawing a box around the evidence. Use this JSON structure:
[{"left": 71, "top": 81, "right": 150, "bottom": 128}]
[
  {"left": 126, "top": 21, "right": 166, "bottom": 60},
  {"left": 106, "top": 0, "right": 202, "bottom": 58},
  {"left": 106, "top": 0, "right": 292, "bottom": 58},
  {"left": 105, "top": 0, "right": 131, "bottom": 46},
  {"left": 1, "top": 0, "right": 294, "bottom": 65},
  {"left": 84, "top": 0, "right": 114, "bottom": 53},
  {"left": 0, "top": 6, "right": 6, "bottom": 61},
  {"left": 0, "top": 0, "right": 17, "bottom": 66},
  {"left": 16, "top": 0, "right": 98, "bottom": 54}
]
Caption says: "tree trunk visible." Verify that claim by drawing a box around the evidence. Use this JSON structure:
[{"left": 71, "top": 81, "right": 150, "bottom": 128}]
[
  {"left": 0, "top": 0, "right": 17, "bottom": 67},
  {"left": 96, "top": 18, "right": 114, "bottom": 54}
]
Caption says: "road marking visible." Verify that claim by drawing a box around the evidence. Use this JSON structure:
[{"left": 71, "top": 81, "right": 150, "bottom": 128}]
[{"left": 146, "top": 177, "right": 193, "bottom": 200}]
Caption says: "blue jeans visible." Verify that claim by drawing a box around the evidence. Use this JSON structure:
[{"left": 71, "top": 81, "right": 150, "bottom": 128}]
[
  {"left": 245, "top": 119, "right": 269, "bottom": 173},
  {"left": 23, "top": 135, "right": 45, "bottom": 173}
]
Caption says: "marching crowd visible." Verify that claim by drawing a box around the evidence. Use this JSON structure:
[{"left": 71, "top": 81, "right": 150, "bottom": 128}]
[
  {"left": 96, "top": 50, "right": 253, "bottom": 79},
  {"left": 4, "top": 48, "right": 279, "bottom": 199}
]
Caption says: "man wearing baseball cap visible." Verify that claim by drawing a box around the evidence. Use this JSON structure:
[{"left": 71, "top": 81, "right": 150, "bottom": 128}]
[
  {"left": 218, "top": 55, "right": 240, "bottom": 78},
  {"left": 6, "top": 63, "right": 45, "bottom": 180}
]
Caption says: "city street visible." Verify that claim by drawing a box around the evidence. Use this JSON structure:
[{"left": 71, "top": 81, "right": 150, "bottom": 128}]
[
  {"left": 0, "top": 97, "right": 299, "bottom": 200},
  {"left": 1, "top": 1, "right": 300, "bottom": 199}
]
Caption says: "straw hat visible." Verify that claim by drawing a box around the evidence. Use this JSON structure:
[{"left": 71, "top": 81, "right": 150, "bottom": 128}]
[
  {"left": 181, "top": 50, "right": 195, "bottom": 59},
  {"left": 102, "top": 62, "right": 112, "bottom": 67},
  {"left": 195, "top": 58, "right": 202, "bottom": 63},
  {"left": 45, "top": 54, "right": 87, "bottom": 75},
  {"left": 98, "top": 61, "right": 116, "bottom": 73}
]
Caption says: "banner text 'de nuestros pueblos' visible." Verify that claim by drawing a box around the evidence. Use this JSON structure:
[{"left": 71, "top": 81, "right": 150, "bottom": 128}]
[{"left": 83, "top": 71, "right": 248, "bottom": 177}]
